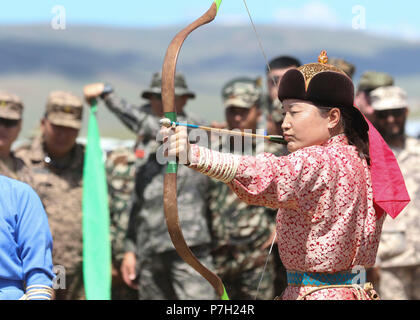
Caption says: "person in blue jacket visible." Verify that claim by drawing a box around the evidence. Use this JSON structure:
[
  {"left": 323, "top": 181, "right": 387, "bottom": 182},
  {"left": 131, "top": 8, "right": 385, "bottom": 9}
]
[{"left": 0, "top": 175, "right": 55, "bottom": 300}]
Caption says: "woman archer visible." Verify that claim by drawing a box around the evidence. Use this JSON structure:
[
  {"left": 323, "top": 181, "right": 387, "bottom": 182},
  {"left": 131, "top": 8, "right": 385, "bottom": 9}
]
[{"left": 161, "top": 51, "right": 409, "bottom": 300}]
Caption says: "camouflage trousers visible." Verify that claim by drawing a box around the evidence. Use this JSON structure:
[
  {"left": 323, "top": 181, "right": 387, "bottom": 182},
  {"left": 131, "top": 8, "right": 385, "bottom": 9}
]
[
  {"left": 379, "top": 265, "right": 420, "bottom": 300},
  {"left": 137, "top": 245, "right": 217, "bottom": 300},
  {"left": 212, "top": 246, "right": 276, "bottom": 300}
]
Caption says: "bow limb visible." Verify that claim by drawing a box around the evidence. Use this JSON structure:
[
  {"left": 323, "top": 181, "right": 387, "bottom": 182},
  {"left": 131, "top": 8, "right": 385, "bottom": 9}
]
[{"left": 161, "top": 0, "right": 228, "bottom": 300}]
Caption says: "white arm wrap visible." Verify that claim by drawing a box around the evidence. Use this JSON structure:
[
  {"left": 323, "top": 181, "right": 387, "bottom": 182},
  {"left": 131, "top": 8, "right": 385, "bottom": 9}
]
[{"left": 190, "top": 145, "right": 240, "bottom": 183}]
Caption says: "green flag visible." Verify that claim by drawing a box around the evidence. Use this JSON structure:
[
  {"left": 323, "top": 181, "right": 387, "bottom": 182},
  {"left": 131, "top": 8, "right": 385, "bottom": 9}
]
[{"left": 82, "top": 100, "right": 111, "bottom": 300}]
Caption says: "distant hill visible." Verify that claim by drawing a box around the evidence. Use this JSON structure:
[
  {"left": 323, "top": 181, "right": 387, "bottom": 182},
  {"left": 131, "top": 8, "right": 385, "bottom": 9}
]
[{"left": 1, "top": 24, "right": 419, "bottom": 139}]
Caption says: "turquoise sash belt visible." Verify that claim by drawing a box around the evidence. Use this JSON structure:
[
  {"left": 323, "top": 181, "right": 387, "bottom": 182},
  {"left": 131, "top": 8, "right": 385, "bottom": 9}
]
[{"left": 286, "top": 270, "right": 361, "bottom": 287}]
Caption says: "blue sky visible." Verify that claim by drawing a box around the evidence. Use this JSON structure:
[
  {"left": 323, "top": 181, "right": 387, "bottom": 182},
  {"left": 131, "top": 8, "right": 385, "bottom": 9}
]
[{"left": 1, "top": 0, "right": 419, "bottom": 40}]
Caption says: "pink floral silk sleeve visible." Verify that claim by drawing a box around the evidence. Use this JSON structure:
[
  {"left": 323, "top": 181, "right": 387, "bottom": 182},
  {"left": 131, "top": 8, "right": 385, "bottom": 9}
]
[{"left": 227, "top": 144, "right": 326, "bottom": 210}]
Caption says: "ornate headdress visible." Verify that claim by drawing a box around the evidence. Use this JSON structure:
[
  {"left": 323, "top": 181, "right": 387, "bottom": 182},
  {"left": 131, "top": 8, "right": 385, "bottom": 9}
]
[
  {"left": 278, "top": 50, "right": 368, "bottom": 134},
  {"left": 278, "top": 50, "right": 355, "bottom": 110}
]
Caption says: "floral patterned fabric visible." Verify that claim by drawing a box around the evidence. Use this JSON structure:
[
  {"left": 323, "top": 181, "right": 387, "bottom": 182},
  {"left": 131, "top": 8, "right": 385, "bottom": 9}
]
[{"left": 190, "top": 134, "right": 385, "bottom": 299}]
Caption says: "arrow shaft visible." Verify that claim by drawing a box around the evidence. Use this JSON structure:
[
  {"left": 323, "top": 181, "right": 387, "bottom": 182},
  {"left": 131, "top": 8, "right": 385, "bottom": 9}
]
[{"left": 168, "top": 121, "right": 286, "bottom": 144}]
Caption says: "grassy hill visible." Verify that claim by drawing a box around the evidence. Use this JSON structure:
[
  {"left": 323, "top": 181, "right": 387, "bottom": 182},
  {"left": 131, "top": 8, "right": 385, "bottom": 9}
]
[{"left": 1, "top": 24, "right": 419, "bottom": 140}]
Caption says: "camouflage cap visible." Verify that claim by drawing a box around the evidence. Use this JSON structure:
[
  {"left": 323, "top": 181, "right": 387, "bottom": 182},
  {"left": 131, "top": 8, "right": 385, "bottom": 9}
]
[
  {"left": 0, "top": 91, "right": 23, "bottom": 120},
  {"left": 271, "top": 99, "right": 284, "bottom": 123},
  {"left": 141, "top": 72, "right": 195, "bottom": 99},
  {"left": 222, "top": 77, "right": 262, "bottom": 109},
  {"left": 370, "top": 86, "right": 409, "bottom": 111},
  {"left": 45, "top": 91, "right": 83, "bottom": 129},
  {"left": 329, "top": 57, "right": 356, "bottom": 79},
  {"left": 357, "top": 71, "right": 394, "bottom": 92}
]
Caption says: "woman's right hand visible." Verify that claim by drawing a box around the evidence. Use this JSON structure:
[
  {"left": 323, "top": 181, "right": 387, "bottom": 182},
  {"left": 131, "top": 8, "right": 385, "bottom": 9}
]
[{"left": 160, "top": 125, "right": 191, "bottom": 165}]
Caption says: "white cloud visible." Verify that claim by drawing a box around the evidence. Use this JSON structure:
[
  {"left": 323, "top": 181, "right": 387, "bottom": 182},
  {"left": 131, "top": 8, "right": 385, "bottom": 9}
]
[
  {"left": 397, "top": 23, "right": 420, "bottom": 41},
  {"left": 363, "top": 22, "right": 420, "bottom": 42},
  {"left": 273, "top": 1, "right": 342, "bottom": 29}
]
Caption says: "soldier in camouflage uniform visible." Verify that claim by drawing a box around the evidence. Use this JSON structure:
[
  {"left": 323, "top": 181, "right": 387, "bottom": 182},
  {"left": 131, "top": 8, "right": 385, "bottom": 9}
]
[
  {"left": 370, "top": 86, "right": 420, "bottom": 300},
  {"left": 0, "top": 91, "right": 33, "bottom": 185},
  {"left": 105, "top": 147, "right": 138, "bottom": 300},
  {"left": 329, "top": 57, "right": 356, "bottom": 79},
  {"left": 207, "top": 77, "right": 278, "bottom": 300},
  {"left": 15, "top": 91, "right": 85, "bottom": 300},
  {"left": 353, "top": 72, "right": 396, "bottom": 287},
  {"left": 84, "top": 72, "right": 217, "bottom": 300},
  {"left": 355, "top": 71, "right": 394, "bottom": 123},
  {"left": 257, "top": 56, "right": 301, "bottom": 157}
]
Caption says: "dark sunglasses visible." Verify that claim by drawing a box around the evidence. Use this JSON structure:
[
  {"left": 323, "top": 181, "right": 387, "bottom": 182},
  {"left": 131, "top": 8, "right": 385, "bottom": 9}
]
[
  {"left": 375, "top": 108, "right": 406, "bottom": 120},
  {"left": 0, "top": 118, "right": 20, "bottom": 128}
]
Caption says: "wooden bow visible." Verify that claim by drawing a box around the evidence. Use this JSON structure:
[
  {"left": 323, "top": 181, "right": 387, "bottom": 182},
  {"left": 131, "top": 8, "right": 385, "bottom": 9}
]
[{"left": 161, "top": 0, "right": 228, "bottom": 300}]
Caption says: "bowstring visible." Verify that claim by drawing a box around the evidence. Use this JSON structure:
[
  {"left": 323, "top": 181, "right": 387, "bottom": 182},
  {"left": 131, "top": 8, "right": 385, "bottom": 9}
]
[
  {"left": 242, "top": 0, "right": 276, "bottom": 87},
  {"left": 254, "top": 231, "right": 277, "bottom": 300},
  {"left": 242, "top": 0, "right": 278, "bottom": 300}
]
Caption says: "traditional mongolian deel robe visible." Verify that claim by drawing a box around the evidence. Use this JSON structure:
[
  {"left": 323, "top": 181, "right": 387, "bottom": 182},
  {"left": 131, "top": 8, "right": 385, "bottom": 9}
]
[{"left": 190, "top": 134, "right": 385, "bottom": 300}]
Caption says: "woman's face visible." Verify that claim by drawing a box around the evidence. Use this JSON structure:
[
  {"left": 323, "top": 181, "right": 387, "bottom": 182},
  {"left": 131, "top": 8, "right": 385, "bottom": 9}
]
[{"left": 281, "top": 99, "right": 339, "bottom": 152}]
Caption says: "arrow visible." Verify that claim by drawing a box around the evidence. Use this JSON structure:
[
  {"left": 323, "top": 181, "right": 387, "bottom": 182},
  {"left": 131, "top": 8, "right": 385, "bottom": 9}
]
[{"left": 160, "top": 118, "right": 287, "bottom": 145}]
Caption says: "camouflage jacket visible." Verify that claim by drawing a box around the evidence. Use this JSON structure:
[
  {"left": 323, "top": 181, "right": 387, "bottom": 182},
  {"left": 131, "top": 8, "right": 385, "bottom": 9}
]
[
  {"left": 0, "top": 152, "right": 34, "bottom": 185},
  {"left": 209, "top": 180, "right": 276, "bottom": 249},
  {"left": 105, "top": 147, "right": 137, "bottom": 263},
  {"left": 208, "top": 138, "right": 277, "bottom": 252},
  {"left": 103, "top": 93, "right": 212, "bottom": 257},
  {"left": 256, "top": 94, "right": 288, "bottom": 156},
  {"left": 15, "top": 135, "right": 85, "bottom": 274},
  {"left": 377, "top": 136, "right": 420, "bottom": 267},
  {"left": 103, "top": 93, "right": 206, "bottom": 166},
  {"left": 103, "top": 93, "right": 156, "bottom": 148}
]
